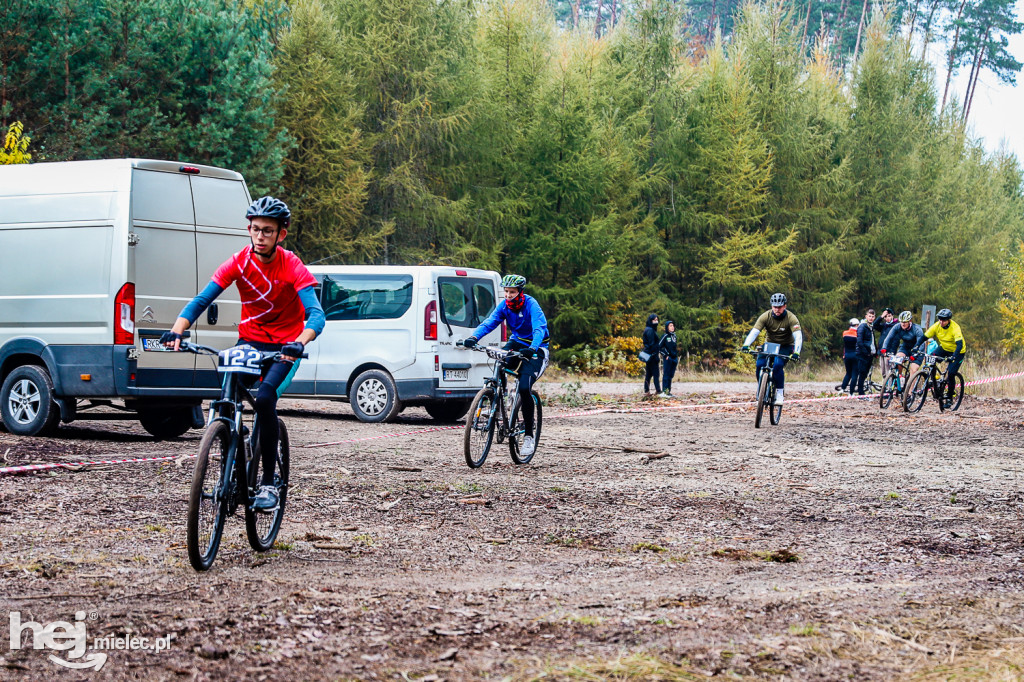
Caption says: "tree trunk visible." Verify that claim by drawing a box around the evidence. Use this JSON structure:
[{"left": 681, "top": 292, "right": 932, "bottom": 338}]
[
  {"left": 595, "top": 0, "right": 604, "bottom": 37},
  {"left": 852, "top": 0, "right": 869, "bottom": 63},
  {"left": 964, "top": 31, "right": 989, "bottom": 122},
  {"left": 907, "top": 0, "right": 922, "bottom": 40},
  {"left": 942, "top": 0, "right": 968, "bottom": 110},
  {"left": 572, "top": 0, "right": 580, "bottom": 29},
  {"left": 707, "top": 0, "right": 718, "bottom": 40},
  {"left": 919, "top": 0, "right": 939, "bottom": 60},
  {"left": 835, "top": 0, "right": 850, "bottom": 57},
  {"left": 610, "top": 0, "right": 617, "bottom": 28}
]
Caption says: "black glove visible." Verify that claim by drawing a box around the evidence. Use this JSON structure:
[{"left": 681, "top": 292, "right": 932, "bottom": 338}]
[
  {"left": 791, "top": 352, "right": 800, "bottom": 361},
  {"left": 520, "top": 347, "right": 539, "bottom": 359},
  {"left": 281, "top": 341, "right": 305, "bottom": 358},
  {"left": 741, "top": 345, "right": 750, "bottom": 352},
  {"left": 160, "top": 331, "right": 182, "bottom": 347},
  {"left": 463, "top": 336, "right": 478, "bottom": 348}
]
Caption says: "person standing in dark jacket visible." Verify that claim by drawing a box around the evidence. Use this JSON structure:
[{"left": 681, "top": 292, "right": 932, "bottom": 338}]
[
  {"left": 873, "top": 308, "right": 897, "bottom": 376},
  {"left": 840, "top": 318, "right": 859, "bottom": 394},
  {"left": 642, "top": 313, "right": 661, "bottom": 395},
  {"left": 854, "top": 309, "right": 877, "bottom": 395},
  {"left": 659, "top": 320, "right": 679, "bottom": 398}
]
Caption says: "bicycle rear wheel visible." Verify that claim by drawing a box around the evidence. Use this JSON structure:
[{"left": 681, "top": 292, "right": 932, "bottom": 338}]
[
  {"left": 879, "top": 374, "right": 898, "bottom": 409},
  {"left": 769, "top": 384, "right": 783, "bottom": 425},
  {"left": 939, "top": 373, "right": 965, "bottom": 412},
  {"left": 187, "top": 421, "right": 231, "bottom": 571},
  {"left": 510, "top": 390, "right": 542, "bottom": 465},
  {"left": 904, "top": 371, "right": 929, "bottom": 413},
  {"left": 464, "top": 387, "right": 496, "bottom": 468},
  {"left": 754, "top": 372, "right": 769, "bottom": 428},
  {"left": 245, "top": 418, "right": 289, "bottom": 552}
]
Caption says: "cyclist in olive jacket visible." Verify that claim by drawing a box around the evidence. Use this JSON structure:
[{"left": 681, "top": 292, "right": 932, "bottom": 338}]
[{"left": 741, "top": 293, "right": 802, "bottom": 404}]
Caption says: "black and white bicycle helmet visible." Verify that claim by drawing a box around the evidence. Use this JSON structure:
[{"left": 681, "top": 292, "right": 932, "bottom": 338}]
[
  {"left": 770, "top": 293, "right": 787, "bottom": 307},
  {"left": 246, "top": 196, "right": 291, "bottom": 228},
  {"left": 898, "top": 311, "right": 913, "bottom": 323}
]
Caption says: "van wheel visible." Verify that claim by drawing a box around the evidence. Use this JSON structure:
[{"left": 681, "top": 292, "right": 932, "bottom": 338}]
[
  {"left": 349, "top": 370, "right": 402, "bottom": 423},
  {"left": 139, "top": 406, "right": 194, "bottom": 440},
  {"left": 425, "top": 399, "right": 472, "bottom": 422},
  {"left": 1, "top": 365, "right": 61, "bottom": 436}
]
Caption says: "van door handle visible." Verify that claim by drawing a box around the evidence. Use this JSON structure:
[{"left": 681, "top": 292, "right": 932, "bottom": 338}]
[{"left": 207, "top": 303, "right": 218, "bottom": 326}]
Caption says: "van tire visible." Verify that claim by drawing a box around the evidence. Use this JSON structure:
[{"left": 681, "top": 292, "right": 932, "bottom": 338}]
[
  {"left": 349, "top": 370, "right": 402, "bottom": 423},
  {"left": 1, "top": 365, "right": 61, "bottom": 436},
  {"left": 139, "top": 406, "right": 194, "bottom": 440},
  {"left": 425, "top": 399, "right": 472, "bottom": 423}
]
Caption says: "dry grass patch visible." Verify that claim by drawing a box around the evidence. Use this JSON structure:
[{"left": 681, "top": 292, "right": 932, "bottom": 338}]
[{"left": 531, "top": 652, "right": 723, "bottom": 681}]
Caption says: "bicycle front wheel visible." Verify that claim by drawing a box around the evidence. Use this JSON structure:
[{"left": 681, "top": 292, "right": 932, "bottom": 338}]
[
  {"left": 879, "top": 374, "right": 898, "bottom": 409},
  {"left": 904, "top": 371, "right": 929, "bottom": 413},
  {"left": 754, "top": 372, "right": 769, "bottom": 428},
  {"left": 464, "top": 387, "right": 496, "bottom": 468},
  {"left": 769, "top": 385, "right": 783, "bottom": 425},
  {"left": 510, "top": 390, "right": 542, "bottom": 465},
  {"left": 245, "top": 419, "right": 289, "bottom": 552},
  {"left": 187, "top": 421, "right": 231, "bottom": 572}
]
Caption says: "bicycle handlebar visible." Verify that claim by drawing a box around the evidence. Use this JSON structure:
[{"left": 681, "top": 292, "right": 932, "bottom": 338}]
[
  {"left": 459, "top": 343, "right": 525, "bottom": 362},
  {"left": 741, "top": 347, "right": 797, "bottom": 361}
]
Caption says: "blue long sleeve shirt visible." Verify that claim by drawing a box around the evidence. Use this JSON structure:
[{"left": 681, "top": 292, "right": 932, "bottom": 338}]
[{"left": 471, "top": 294, "right": 549, "bottom": 348}]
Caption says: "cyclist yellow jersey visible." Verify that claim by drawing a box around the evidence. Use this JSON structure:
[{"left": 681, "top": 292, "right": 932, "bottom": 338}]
[{"left": 925, "top": 320, "right": 966, "bottom": 353}]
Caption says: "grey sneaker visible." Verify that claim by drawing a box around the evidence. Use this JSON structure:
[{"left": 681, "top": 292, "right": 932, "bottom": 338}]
[
  {"left": 657, "top": 392, "right": 668, "bottom": 398},
  {"left": 253, "top": 485, "right": 279, "bottom": 512},
  {"left": 521, "top": 435, "right": 536, "bottom": 458}
]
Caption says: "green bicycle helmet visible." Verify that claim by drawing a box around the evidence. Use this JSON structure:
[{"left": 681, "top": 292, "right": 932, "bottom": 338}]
[{"left": 501, "top": 274, "right": 527, "bottom": 290}]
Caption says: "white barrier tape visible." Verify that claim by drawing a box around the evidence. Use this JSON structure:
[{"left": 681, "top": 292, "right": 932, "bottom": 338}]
[{"left": 2, "top": 370, "right": 1018, "bottom": 477}]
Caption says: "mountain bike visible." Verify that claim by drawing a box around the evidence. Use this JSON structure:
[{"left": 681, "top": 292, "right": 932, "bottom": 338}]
[
  {"left": 903, "top": 354, "right": 964, "bottom": 413},
  {"left": 745, "top": 343, "right": 795, "bottom": 428},
  {"left": 145, "top": 333, "right": 306, "bottom": 571},
  {"left": 878, "top": 355, "right": 911, "bottom": 409},
  {"left": 460, "top": 344, "right": 542, "bottom": 468}
]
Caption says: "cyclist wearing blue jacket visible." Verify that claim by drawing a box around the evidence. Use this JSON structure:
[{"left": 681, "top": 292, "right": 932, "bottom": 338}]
[
  {"left": 462, "top": 274, "right": 549, "bottom": 459},
  {"left": 881, "top": 311, "right": 925, "bottom": 377}
]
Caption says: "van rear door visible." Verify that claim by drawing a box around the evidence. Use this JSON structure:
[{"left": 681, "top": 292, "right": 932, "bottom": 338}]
[
  {"left": 436, "top": 273, "right": 500, "bottom": 389},
  {"left": 131, "top": 169, "right": 197, "bottom": 386},
  {"left": 190, "top": 175, "right": 250, "bottom": 389}
]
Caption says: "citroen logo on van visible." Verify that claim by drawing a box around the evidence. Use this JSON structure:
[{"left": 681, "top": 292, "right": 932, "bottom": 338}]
[{"left": 140, "top": 306, "right": 156, "bottom": 323}]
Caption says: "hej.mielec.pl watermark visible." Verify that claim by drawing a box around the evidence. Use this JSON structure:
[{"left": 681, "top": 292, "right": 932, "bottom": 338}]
[{"left": 7, "top": 610, "right": 173, "bottom": 671}]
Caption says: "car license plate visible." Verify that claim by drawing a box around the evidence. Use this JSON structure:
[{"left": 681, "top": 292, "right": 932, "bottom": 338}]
[
  {"left": 443, "top": 368, "right": 468, "bottom": 382},
  {"left": 142, "top": 338, "right": 165, "bottom": 351}
]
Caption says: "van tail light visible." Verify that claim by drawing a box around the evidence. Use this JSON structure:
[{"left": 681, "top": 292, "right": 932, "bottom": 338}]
[
  {"left": 455, "top": 269, "right": 467, "bottom": 276},
  {"left": 434, "top": 355, "right": 439, "bottom": 371},
  {"left": 425, "top": 300, "right": 437, "bottom": 340},
  {"left": 114, "top": 282, "right": 136, "bottom": 345},
  {"left": 501, "top": 321, "right": 508, "bottom": 342}
]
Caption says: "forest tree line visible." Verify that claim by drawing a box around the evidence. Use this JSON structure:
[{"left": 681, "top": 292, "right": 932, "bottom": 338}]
[{"left": 2, "top": 0, "right": 1023, "bottom": 360}]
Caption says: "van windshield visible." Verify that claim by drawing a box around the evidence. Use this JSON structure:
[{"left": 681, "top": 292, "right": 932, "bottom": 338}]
[
  {"left": 320, "top": 275, "right": 413, "bottom": 320},
  {"left": 438, "top": 277, "right": 496, "bottom": 329}
]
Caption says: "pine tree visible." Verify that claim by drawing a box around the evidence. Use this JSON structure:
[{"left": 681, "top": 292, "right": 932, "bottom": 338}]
[{"left": 273, "top": 0, "right": 376, "bottom": 263}]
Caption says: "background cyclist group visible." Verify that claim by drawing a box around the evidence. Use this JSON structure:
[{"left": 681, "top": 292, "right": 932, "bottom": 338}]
[{"left": 163, "top": 193, "right": 965, "bottom": 501}]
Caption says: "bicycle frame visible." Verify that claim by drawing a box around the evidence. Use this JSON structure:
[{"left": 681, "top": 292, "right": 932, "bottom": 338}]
[{"left": 475, "top": 346, "right": 524, "bottom": 442}]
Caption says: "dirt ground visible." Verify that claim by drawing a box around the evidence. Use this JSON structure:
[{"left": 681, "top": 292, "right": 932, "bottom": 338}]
[{"left": 2, "top": 380, "right": 1024, "bottom": 680}]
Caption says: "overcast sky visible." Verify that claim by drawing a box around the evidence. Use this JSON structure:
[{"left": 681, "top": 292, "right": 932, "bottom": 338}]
[{"left": 920, "top": 0, "right": 1024, "bottom": 161}]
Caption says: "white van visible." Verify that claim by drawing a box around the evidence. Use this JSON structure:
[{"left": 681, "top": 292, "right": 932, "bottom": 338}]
[
  {"left": 0, "top": 159, "right": 251, "bottom": 438},
  {"left": 283, "top": 266, "right": 503, "bottom": 422}
]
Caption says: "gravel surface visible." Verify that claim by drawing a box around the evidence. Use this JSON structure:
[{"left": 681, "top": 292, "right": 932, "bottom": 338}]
[{"left": 2, "top": 384, "right": 1023, "bottom": 680}]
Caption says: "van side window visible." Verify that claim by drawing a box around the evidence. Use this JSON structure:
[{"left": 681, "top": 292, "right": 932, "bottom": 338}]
[
  {"left": 320, "top": 275, "right": 413, "bottom": 321},
  {"left": 438, "top": 277, "right": 496, "bottom": 328}
]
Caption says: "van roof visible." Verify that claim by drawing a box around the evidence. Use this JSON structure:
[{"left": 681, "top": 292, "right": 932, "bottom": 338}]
[
  {"left": 0, "top": 159, "right": 243, "bottom": 196},
  {"left": 307, "top": 265, "right": 498, "bottom": 277}
]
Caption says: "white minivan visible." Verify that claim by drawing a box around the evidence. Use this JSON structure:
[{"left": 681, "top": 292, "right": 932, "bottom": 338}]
[
  {"left": 283, "top": 266, "right": 504, "bottom": 422},
  {"left": 0, "top": 159, "right": 252, "bottom": 438}
]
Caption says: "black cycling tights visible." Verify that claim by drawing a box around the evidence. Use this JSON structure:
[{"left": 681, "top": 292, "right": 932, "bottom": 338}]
[{"left": 253, "top": 360, "right": 294, "bottom": 486}]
